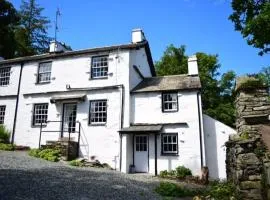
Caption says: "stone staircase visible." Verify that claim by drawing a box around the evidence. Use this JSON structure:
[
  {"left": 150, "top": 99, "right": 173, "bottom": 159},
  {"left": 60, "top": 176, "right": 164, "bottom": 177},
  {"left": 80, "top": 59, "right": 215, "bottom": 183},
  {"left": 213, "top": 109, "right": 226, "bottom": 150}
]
[{"left": 41, "top": 137, "right": 79, "bottom": 161}]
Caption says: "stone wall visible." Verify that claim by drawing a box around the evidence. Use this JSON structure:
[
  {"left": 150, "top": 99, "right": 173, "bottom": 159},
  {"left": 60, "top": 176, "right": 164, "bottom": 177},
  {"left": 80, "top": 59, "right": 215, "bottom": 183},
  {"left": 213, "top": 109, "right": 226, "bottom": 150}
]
[{"left": 226, "top": 84, "right": 270, "bottom": 200}]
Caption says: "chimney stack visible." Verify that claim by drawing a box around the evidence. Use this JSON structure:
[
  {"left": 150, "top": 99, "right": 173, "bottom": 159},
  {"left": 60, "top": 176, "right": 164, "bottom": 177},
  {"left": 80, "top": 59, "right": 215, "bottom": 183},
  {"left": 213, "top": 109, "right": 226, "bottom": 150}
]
[
  {"left": 49, "top": 41, "right": 71, "bottom": 53},
  {"left": 188, "top": 55, "right": 199, "bottom": 76},
  {"left": 132, "top": 28, "right": 145, "bottom": 43}
]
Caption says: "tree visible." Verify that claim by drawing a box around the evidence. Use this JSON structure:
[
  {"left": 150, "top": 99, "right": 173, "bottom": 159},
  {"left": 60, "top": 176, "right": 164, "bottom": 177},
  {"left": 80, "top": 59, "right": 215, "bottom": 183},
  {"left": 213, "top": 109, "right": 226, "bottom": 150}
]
[
  {"left": 0, "top": 0, "right": 20, "bottom": 59},
  {"left": 16, "top": 0, "right": 51, "bottom": 56},
  {"left": 155, "top": 44, "right": 236, "bottom": 127},
  {"left": 229, "top": 0, "right": 270, "bottom": 55}
]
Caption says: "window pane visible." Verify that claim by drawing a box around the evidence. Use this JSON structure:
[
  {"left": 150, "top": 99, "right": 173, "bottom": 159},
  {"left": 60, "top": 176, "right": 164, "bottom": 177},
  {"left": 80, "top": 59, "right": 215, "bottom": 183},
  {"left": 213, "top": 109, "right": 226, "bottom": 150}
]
[
  {"left": 33, "top": 104, "right": 48, "bottom": 125},
  {"left": 162, "top": 93, "right": 178, "bottom": 111},
  {"left": 38, "top": 62, "right": 52, "bottom": 83},
  {"left": 0, "top": 106, "right": 6, "bottom": 124},
  {"left": 91, "top": 56, "right": 108, "bottom": 78},
  {"left": 0, "top": 67, "right": 11, "bottom": 86},
  {"left": 89, "top": 100, "right": 107, "bottom": 124},
  {"left": 162, "top": 134, "right": 178, "bottom": 154}
]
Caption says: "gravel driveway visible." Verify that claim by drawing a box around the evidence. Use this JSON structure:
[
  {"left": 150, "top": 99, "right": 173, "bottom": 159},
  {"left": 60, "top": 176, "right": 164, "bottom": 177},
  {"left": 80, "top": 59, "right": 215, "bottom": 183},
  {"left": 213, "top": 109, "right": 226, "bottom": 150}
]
[{"left": 0, "top": 151, "right": 162, "bottom": 200}]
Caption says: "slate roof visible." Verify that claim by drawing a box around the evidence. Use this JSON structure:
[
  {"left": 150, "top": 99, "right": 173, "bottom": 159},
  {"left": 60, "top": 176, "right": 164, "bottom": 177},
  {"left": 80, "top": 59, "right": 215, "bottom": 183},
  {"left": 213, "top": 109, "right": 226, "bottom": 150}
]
[
  {"left": 119, "top": 125, "right": 163, "bottom": 133},
  {"left": 0, "top": 40, "right": 156, "bottom": 76},
  {"left": 132, "top": 74, "right": 201, "bottom": 93}
]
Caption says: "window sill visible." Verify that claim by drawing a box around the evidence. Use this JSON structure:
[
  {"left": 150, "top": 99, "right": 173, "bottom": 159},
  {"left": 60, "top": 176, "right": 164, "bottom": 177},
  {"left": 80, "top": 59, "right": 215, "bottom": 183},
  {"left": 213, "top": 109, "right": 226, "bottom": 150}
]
[
  {"left": 31, "top": 124, "right": 47, "bottom": 128},
  {"left": 35, "top": 82, "right": 51, "bottom": 85},
  {"left": 161, "top": 153, "right": 179, "bottom": 156},
  {"left": 162, "top": 110, "right": 178, "bottom": 113},
  {"left": 88, "top": 123, "right": 107, "bottom": 126},
  {"left": 89, "top": 77, "right": 108, "bottom": 80}
]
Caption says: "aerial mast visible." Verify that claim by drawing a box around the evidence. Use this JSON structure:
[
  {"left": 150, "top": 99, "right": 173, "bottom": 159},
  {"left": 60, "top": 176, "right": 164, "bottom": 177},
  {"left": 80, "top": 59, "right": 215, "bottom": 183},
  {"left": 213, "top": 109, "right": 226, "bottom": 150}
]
[{"left": 54, "top": 8, "right": 61, "bottom": 42}]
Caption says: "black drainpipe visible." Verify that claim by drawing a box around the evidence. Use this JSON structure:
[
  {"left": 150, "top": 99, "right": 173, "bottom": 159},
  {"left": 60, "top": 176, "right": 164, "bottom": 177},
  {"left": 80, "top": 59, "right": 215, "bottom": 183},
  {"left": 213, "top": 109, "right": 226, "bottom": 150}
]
[
  {"left": 119, "top": 85, "right": 124, "bottom": 172},
  {"left": 197, "top": 91, "right": 204, "bottom": 168},
  {"left": 11, "top": 62, "right": 24, "bottom": 144}
]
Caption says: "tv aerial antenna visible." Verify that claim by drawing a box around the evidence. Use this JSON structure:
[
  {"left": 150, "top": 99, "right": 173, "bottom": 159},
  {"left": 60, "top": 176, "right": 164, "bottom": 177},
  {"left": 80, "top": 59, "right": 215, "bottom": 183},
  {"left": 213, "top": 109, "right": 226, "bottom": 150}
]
[{"left": 54, "top": 8, "right": 61, "bottom": 42}]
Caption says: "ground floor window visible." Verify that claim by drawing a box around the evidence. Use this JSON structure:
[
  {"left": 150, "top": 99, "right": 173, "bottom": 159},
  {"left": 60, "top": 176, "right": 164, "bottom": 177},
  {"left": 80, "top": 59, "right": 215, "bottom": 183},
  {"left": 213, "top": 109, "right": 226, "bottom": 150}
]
[
  {"left": 0, "top": 105, "right": 6, "bottom": 124},
  {"left": 89, "top": 100, "right": 107, "bottom": 124},
  {"left": 33, "top": 103, "right": 48, "bottom": 126},
  {"left": 161, "top": 133, "right": 178, "bottom": 155}
]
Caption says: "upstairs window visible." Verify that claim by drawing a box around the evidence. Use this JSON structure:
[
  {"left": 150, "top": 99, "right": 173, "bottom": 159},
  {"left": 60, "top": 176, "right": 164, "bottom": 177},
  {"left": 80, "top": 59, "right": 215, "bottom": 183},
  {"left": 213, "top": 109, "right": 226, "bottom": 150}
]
[
  {"left": 162, "top": 92, "right": 178, "bottom": 112},
  {"left": 33, "top": 103, "right": 48, "bottom": 126},
  {"left": 89, "top": 100, "right": 107, "bottom": 124},
  {"left": 38, "top": 62, "right": 52, "bottom": 83},
  {"left": 161, "top": 133, "right": 178, "bottom": 155},
  {"left": 91, "top": 56, "right": 108, "bottom": 78},
  {"left": 0, "top": 67, "right": 11, "bottom": 86},
  {"left": 0, "top": 105, "right": 6, "bottom": 124}
]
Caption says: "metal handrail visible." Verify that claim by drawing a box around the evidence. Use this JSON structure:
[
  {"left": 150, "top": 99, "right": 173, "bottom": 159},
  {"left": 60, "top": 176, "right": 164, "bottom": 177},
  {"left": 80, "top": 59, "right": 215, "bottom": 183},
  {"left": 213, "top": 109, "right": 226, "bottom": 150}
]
[{"left": 39, "top": 120, "right": 81, "bottom": 158}]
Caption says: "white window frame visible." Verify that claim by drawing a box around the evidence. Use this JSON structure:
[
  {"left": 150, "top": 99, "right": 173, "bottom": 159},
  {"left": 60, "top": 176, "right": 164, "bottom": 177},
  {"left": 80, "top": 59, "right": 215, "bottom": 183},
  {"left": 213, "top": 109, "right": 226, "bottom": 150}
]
[
  {"left": 0, "top": 105, "right": 6, "bottom": 124},
  {"left": 33, "top": 103, "right": 48, "bottom": 126},
  {"left": 89, "top": 100, "right": 107, "bottom": 125},
  {"left": 161, "top": 133, "right": 178, "bottom": 155},
  {"left": 37, "top": 62, "right": 52, "bottom": 83},
  {"left": 162, "top": 92, "right": 178, "bottom": 112},
  {"left": 91, "top": 56, "right": 108, "bottom": 79},
  {"left": 0, "top": 67, "right": 11, "bottom": 86}
]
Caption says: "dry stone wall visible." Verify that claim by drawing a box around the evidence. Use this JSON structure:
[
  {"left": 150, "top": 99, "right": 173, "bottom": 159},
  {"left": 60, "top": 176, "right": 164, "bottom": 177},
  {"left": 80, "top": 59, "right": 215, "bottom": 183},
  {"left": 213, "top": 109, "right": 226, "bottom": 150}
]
[{"left": 226, "top": 85, "right": 270, "bottom": 200}]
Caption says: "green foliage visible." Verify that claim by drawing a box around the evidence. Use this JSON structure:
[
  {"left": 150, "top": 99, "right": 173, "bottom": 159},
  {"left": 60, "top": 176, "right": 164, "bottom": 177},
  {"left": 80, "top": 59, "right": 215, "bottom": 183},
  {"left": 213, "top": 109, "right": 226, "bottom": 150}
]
[
  {"left": 208, "top": 181, "right": 236, "bottom": 200},
  {"left": 28, "top": 148, "right": 60, "bottom": 162},
  {"left": 159, "top": 170, "right": 169, "bottom": 178},
  {"left": 155, "top": 182, "right": 199, "bottom": 197},
  {"left": 28, "top": 148, "right": 41, "bottom": 157},
  {"left": 0, "top": 143, "right": 14, "bottom": 151},
  {"left": 176, "top": 166, "right": 192, "bottom": 179},
  {"left": 0, "top": 0, "right": 20, "bottom": 59},
  {"left": 15, "top": 0, "right": 51, "bottom": 56},
  {"left": 155, "top": 44, "right": 236, "bottom": 127},
  {"left": 0, "top": 125, "right": 10, "bottom": 144},
  {"left": 69, "top": 159, "right": 84, "bottom": 167},
  {"left": 229, "top": 1, "right": 270, "bottom": 55},
  {"left": 236, "top": 76, "right": 266, "bottom": 91}
]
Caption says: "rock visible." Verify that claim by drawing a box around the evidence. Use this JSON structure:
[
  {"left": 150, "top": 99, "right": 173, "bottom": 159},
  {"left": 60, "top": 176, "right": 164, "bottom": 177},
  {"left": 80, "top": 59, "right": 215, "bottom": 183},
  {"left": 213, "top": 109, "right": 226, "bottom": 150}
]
[{"left": 240, "top": 181, "right": 261, "bottom": 189}]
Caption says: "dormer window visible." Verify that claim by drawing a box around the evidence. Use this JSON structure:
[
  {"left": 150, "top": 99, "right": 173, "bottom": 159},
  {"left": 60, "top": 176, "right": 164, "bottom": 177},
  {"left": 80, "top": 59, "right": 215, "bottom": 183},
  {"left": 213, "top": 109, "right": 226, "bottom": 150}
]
[
  {"left": 91, "top": 56, "right": 108, "bottom": 79},
  {"left": 162, "top": 92, "right": 178, "bottom": 112},
  {"left": 0, "top": 67, "right": 11, "bottom": 86},
  {"left": 38, "top": 62, "right": 52, "bottom": 83}
]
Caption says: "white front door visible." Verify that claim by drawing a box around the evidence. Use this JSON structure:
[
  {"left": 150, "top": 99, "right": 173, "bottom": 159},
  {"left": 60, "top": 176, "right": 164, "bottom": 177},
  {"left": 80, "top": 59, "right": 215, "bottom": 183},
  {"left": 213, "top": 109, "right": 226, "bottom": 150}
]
[
  {"left": 62, "top": 103, "right": 77, "bottom": 136},
  {"left": 134, "top": 135, "right": 148, "bottom": 172}
]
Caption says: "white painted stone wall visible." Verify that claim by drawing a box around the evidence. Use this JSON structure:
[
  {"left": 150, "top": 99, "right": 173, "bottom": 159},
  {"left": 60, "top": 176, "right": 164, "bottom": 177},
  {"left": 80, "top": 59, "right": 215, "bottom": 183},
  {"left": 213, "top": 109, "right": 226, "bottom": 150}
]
[
  {"left": 131, "top": 91, "right": 203, "bottom": 175},
  {"left": 0, "top": 64, "right": 21, "bottom": 96},
  {"left": 0, "top": 98, "right": 16, "bottom": 133},
  {"left": 203, "top": 114, "right": 236, "bottom": 179}
]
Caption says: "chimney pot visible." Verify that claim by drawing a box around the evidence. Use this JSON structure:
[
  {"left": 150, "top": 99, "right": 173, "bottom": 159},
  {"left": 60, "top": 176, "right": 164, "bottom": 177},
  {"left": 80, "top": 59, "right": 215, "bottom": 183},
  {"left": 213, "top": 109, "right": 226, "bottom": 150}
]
[
  {"left": 188, "top": 55, "right": 199, "bottom": 76},
  {"left": 132, "top": 28, "right": 145, "bottom": 43}
]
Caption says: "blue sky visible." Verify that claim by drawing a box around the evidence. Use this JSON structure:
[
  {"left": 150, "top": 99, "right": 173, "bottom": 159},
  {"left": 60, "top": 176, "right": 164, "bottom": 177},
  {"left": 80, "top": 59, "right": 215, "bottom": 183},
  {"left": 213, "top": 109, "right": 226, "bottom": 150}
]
[{"left": 11, "top": 0, "right": 270, "bottom": 76}]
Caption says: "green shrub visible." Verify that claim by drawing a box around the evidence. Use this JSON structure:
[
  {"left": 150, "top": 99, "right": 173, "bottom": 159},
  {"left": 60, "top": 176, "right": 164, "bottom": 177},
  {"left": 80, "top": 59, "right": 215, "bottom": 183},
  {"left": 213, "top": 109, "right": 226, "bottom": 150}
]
[
  {"left": 38, "top": 149, "right": 60, "bottom": 162},
  {"left": 28, "top": 148, "right": 60, "bottom": 162},
  {"left": 175, "top": 166, "right": 192, "bottom": 179},
  {"left": 0, "top": 143, "right": 14, "bottom": 151},
  {"left": 208, "top": 181, "right": 236, "bottom": 199},
  {"left": 159, "top": 170, "right": 169, "bottom": 178},
  {"left": 69, "top": 159, "right": 84, "bottom": 167},
  {"left": 168, "top": 170, "right": 176, "bottom": 176},
  {"left": 0, "top": 125, "right": 10, "bottom": 144},
  {"left": 28, "top": 148, "right": 41, "bottom": 157},
  {"left": 155, "top": 182, "right": 199, "bottom": 197}
]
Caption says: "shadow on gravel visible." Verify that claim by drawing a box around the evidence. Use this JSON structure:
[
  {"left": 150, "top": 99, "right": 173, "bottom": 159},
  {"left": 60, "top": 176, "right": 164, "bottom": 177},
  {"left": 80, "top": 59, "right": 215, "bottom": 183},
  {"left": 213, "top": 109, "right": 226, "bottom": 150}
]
[{"left": 0, "top": 167, "right": 161, "bottom": 200}]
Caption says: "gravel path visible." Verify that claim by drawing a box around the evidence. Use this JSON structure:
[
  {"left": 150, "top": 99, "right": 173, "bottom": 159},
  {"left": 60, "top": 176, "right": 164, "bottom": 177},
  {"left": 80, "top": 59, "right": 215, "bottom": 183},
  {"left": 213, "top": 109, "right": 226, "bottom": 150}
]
[{"left": 0, "top": 151, "right": 162, "bottom": 200}]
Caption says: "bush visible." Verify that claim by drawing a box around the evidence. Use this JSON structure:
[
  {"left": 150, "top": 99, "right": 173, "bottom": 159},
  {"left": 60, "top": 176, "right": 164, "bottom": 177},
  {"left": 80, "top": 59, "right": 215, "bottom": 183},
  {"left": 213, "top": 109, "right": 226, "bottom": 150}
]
[
  {"left": 160, "top": 170, "right": 169, "bottom": 178},
  {"left": 0, "top": 143, "right": 14, "bottom": 151},
  {"left": 69, "top": 159, "right": 84, "bottom": 167},
  {"left": 28, "top": 148, "right": 41, "bottom": 157},
  {"left": 155, "top": 182, "right": 199, "bottom": 197},
  {"left": 208, "top": 181, "right": 236, "bottom": 199},
  {"left": 28, "top": 148, "right": 60, "bottom": 162},
  {"left": 176, "top": 166, "right": 192, "bottom": 179},
  {"left": 0, "top": 125, "right": 10, "bottom": 143}
]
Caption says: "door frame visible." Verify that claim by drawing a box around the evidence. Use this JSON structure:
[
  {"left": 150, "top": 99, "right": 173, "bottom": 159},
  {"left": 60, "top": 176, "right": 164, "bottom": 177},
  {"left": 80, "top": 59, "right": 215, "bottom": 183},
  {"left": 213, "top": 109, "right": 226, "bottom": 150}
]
[
  {"left": 61, "top": 102, "right": 77, "bottom": 137},
  {"left": 133, "top": 134, "right": 149, "bottom": 173}
]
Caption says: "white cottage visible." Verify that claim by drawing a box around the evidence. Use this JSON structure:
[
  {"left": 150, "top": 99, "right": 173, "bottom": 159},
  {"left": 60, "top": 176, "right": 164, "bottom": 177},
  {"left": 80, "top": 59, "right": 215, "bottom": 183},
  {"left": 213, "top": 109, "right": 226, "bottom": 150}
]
[{"left": 0, "top": 29, "right": 235, "bottom": 179}]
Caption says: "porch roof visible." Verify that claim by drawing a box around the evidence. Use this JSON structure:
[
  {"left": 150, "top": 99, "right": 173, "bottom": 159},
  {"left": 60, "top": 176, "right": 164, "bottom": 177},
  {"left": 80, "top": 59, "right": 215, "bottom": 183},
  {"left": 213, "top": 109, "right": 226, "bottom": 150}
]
[
  {"left": 50, "top": 95, "right": 86, "bottom": 103},
  {"left": 119, "top": 125, "right": 163, "bottom": 133}
]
